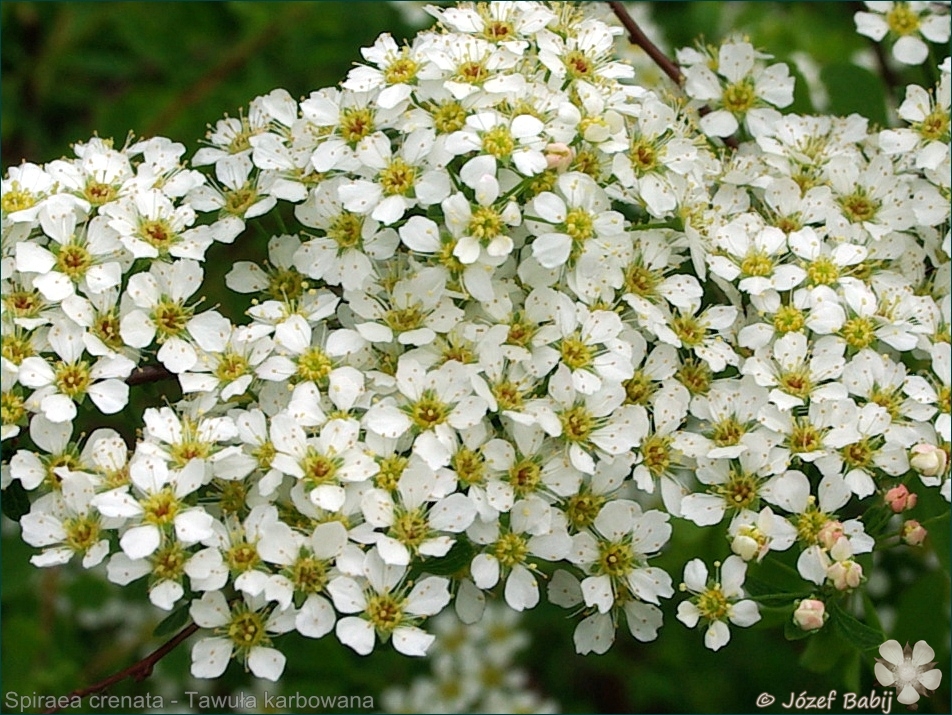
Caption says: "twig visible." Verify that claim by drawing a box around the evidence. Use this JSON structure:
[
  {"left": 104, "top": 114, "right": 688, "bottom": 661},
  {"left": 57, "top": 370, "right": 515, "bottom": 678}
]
[
  {"left": 125, "top": 364, "right": 175, "bottom": 386},
  {"left": 607, "top": 1, "right": 740, "bottom": 151},
  {"left": 42, "top": 622, "right": 200, "bottom": 714},
  {"left": 607, "top": 1, "right": 684, "bottom": 86}
]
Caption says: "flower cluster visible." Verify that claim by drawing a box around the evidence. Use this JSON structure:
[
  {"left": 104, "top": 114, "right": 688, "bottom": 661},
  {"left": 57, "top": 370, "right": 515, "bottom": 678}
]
[{"left": 2, "top": 0, "right": 949, "bottom": 684}]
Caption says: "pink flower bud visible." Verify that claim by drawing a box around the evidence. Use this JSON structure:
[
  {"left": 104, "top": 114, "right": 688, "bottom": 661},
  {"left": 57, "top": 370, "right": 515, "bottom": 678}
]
[
  {"left": 817, "top": 520, "right": 845, "bottom": 550},
  {"left": 793, "top": 599, "right": 826, "bottom": 631},
  {"left": 901, "top": 519, "right": 928, "bottom": 546},
  {"left": 827, "top": 559, "right": 863, "bottom": 590},
  {"left": 885, "top": 484, "right": 918, "bottom": 513},
  {"left": 910, "top": 443, "right": 948, "bottom": 477},
  {"left": 544, "top": 142, "right": 575, "bottom": 172}
]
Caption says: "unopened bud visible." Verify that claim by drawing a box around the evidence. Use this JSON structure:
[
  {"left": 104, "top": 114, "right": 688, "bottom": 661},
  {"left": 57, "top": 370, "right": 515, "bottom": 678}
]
[
  {"left": 817, "top": 520, "right": 845, "bottom": 550},
  {"left": 544, "top": 142, "right": 575, "bottom": 172},
  {"left": 885, "top": 484, "right": 917, "bottom": 513},
  {"left": 793, "top": 599, "right": 826, "bottom": 631},
  {"left": 901, "top": 519, "right": 928, "bottom": 546},
  {"left": 827, "top": 559, "right": 863, "bottom": 591},
  {"left": 910, "top": 443, "right": 947, "bottom": 477}
]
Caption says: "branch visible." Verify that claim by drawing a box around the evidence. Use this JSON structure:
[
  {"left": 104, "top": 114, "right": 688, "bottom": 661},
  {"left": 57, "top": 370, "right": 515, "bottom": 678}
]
[
  {"left": 607, "top": 1, "right": 740, "bottom": 151},
  {"left": 42, "top": 622, "right": 200, "bottom": 714},
  {"left": 607, "top": 1, "right": 684, "bottom": 86},
  {"left": 125, "top": 364, "right": 175, "bottom": 386}
]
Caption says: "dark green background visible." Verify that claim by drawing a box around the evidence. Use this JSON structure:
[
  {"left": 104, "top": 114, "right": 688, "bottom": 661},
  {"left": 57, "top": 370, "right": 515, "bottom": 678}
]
[{"left": 2, "top": 3, "right": 948, "bottom": 713}]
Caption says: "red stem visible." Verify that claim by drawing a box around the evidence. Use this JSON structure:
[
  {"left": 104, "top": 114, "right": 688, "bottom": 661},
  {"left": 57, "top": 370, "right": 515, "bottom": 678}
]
[
  {"left": 42, "top": 623, "right": 200, "bottom": 714},
  {"left": 607, "top": 1, "right": 739, "bottom": 150}
]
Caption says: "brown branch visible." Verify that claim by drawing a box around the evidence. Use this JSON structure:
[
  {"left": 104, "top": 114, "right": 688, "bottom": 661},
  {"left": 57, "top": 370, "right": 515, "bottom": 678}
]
[
  {"left": 125, "top": 364, "right": 175, "bottom": 386},
  {"left": 608, "top": 1, "right": 684, "bottom": 86},
  {"left": 607, "top": 1, "right": 740, "bottom": 151},
  {"left": 42, "top": 622, "right": 200, "bottom": 714}
]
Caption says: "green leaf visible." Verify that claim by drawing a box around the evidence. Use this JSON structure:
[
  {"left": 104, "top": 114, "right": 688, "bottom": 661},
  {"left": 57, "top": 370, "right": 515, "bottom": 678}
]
[
  {"left": 2, "top": 482, "right": 31, "bottom": 522},
  {"left": 414, "top": 539, "right": 474, "bottom": 577},
  {"left": 749, "top": 592, "right": 811, "bottom": 608},
  {"left": 820, "top": 62, "right": 888, "bottom": 126},
  {"left": 828, "top": 599, "right": 885, "bottom": 651},
  {"left": 153, "top": 604, "right": 191, "bottom": 637}
]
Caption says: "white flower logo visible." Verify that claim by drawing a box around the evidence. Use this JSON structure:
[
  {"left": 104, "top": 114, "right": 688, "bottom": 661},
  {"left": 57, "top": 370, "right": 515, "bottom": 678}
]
[{"left": 874, "top": 639, "right": 943, "bottom": 707}]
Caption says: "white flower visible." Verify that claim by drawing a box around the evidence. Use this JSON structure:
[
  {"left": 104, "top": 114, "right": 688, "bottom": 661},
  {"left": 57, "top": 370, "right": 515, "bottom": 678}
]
[
  {"left": 363, "top": 357, "right": 487, "bottom": 469},
  {"left": 20, "top": 470, "right": 111, "bottom": 568},
  {"left": 568, "top": 501, "right": 673, "bottom": 616},
  {"left": 190, "top": 591, "right": 294, "bottom": 681},
  {"left": 676, "top": 556, "right": 761, "bottom": 651},
  {"left": 119, "top": 259, "right": 206, "bottom": 373},
  {"left": 361, "top": 465, "right": 476, "bottom": 566},
  {"left": 294, "top": 180, "right": 399, "bottom": 292},
  {"left": 875, "top": 639, "right": 943, "bottom": 705},
  {"left": 680, "top": 40, "right": 794, "bottom": 137},
  {"left": 468, "top": 497, "right": 571, "bottom": 612},
  {"left": 338, "top": 129, "right": 450, "bottom": 225},
  {"left": 15, "top": 195, "right": 127, "bottom": 301},
  {"left": 18, "top": 319, "right": 134, "bottom": 423},
  {"left": 92, "top": 456, "right": 214, "bottom": 560},
  {"left": 855, "top": 2, "right": 951, "bottom": 65},
  {"left": 328, "top": 549, "right": 451, "bottom": 656},
  {"left": 101, "top": 187, "right": 214, "bottom": 260}
]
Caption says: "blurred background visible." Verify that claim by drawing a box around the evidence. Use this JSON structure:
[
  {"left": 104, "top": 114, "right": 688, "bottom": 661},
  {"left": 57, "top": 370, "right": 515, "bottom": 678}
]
[{"left": 2, "top": 2, "right": 948, "bottom": 713}]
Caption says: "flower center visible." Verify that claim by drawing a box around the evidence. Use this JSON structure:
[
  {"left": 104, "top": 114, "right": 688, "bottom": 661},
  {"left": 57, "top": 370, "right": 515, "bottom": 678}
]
[
  {"left": 717, "top": 470, "right": 759, "bottom": 510},
  {"left": 778, "top": 368, "right": 813, "bottom": 399},
  {"left": 468, "top": 205, "right": 504, "bottom": 240},
  {"left": 384, "top": 305, "right": 425, "bottom": 333},
  {"left": 142, "top": 487, "right": 181, "bottom": 526},
  {"left": 432, "top": 101, "right": 467, "bottom": 134},
  {"left": 886, "top": 3, "right": 920, "bottom": 35},
  {"left": 328, "top": 212, "right": 364, "bottom": 249},
  {"left": 696, "top": 586, "right": 730, "bottom": 621},
  {"left": 671, "top": 315, "right": 706, "bottom": 348},
  {"left": 152, "top": 299, "right": 193, "bottom": 339},
  {"left": 710, "top": 417, "right": 746, "bottom": 448},
  {"left": 63, "top": 515, "right": 102, "bottom": 553},
  {"left": 84, "top": 181, "right": 118, "bottom": 207},
  {"left": 296, "top": 346, "right": 334, "bottom": 386},
  {"left": 290, "top": 554, "right": 329, "bottom": 594},
  {"left": 640, "top": 433, "right": 673, "bottom": 476},
  {"left": 390, "top": 507, "right": 430, "bottom": 551},
  {"left": 366, "top": 593, "right": 405, "bottom": 634},
  {"left": 340, "top": 107, "right": 375, "bottom": 145},
  {"left": 375, "top": 455, "right": 408, "bottom": 492},
  {"left": 740, "top": 249, "right": 773, "bottom": 277},
  {"left": 790, "top": 418, "right": 824, "bottom": 454},
  {"left": 152, "top": 542, "right": 188, "bottom": 581},
  {"left": 493, "top": 532, "right": 529, "bottom": 567},
  {"left": 226, "top": 540, "right": 261, "bottom": 573},
  {"left": 54, "top": 361, "right": 91, "bottom": 399},
  {"left": 565, "top": 491, "right": 606, "bottom": 530},
  {"left": 409, "top": 391, "right": 449, "bottom": 430},
  {"left": 55, "top": 243, "right": 94, "bottom": 281},
  {"left": 302, "top": 449, "right": 339, "bottom": 489},
  {"left": 559, "top": 405, "right": 595, "bottom": 443},
  {"left": 383, "top": 53, "right": 419, "bottom": 85},
  {"left": 560, "top": 334, "right": 594, "bottom": 370},
  {"left": 773, "top": 305, "right": 805, "bottom": 334},
  {"left": 2, "top": 183, "right": 37, "bottom": 213},
  {"left": 565, "top": 50, "right": 594, "bottom": 79},
  {"left": 840, "top": 316, "right": 877, "bottom": 351},
  {"left": 676, "top": 359, "right": 713, "bottom": 396},
  {"left": 482, "top": 125, "right": 515, "bottom": 159},
  {"left": 624, "top": 262, "right": 661, "bottom": 297},
  {"left": 452, "top": 448, "right": 485, "bottom": 486},
  {"left": 227, "top": 609, "right": 269, "bottom": 649},
  {"left": 806, "top": 256, "right": 840, "bottom": 286},
  {"left": 722, "top": 79, "right": 757, "bottom": 114},
  {"left": 379, "top": 158, "right": 417, "bottom": 196},
  {"left": 839, "top": 191, "right": 879, "bottom": 223},
  {"left": 508, "top": 458, "right": 542, "bottom": 497},
  {"left": 596, "top": 540, "right": 636, "bottom": 578}
]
